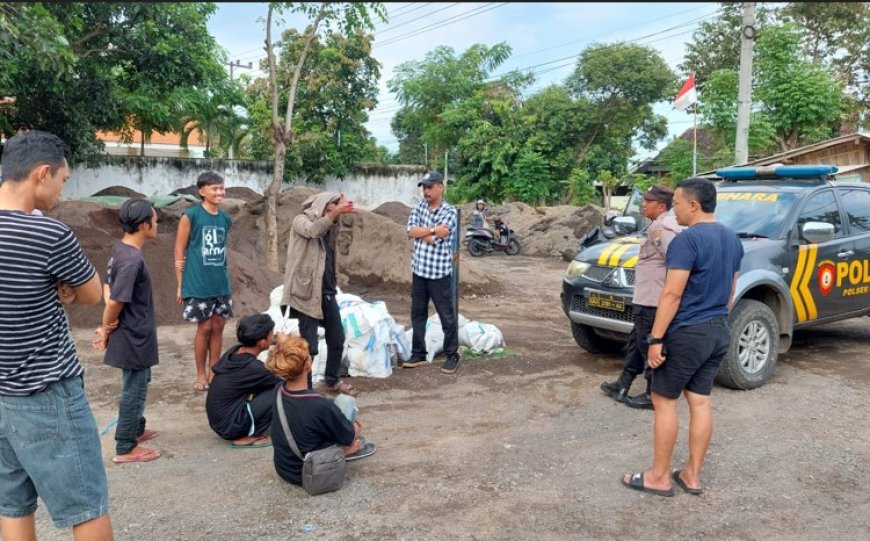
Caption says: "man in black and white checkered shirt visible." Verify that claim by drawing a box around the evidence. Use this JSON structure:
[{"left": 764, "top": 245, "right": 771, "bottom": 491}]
[{"left": 403, "top": 171, "right": 461, "bottom": 374}]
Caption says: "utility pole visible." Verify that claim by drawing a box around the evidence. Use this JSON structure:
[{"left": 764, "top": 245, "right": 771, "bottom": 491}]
[
  {"left": 734, "top": 2, "right": 756, "bottom": 165},
  {"left": 423, "top": 142, "right": 428, "bottom": 167},
  {"left": 226, "top": 59, "right": 253, "bottom": 80},
  {"left": 444, "top": 150, "right": 448, "bottom": 190}
]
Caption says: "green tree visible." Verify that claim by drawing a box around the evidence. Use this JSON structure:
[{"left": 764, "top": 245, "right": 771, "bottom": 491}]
[
  {"left": 449, "top": 78, "right": 527, "bottom": 203},
  {"left": 656, "top": 138, "right": 695, "bottom": 183},
  {"left": 249, "top": 27, "right": 380, "bottom": 182},
  {"left": 754, "top": 25, "right": 847, "bottom": 150},
  {"left": 387, "top": 43, "right": 514, "bottom": 166},
  {"left": 506, "top": 148, "right": 551, "bottom": 204},
  {"left": 518, "top": 85, "right": 590, "bottom": 185},
  {"left": 179, "top": 80, "right": 250, "bottom": 159},
  {"left": 562, "top": 168, "right": 598, "bottom": 206},
  {"left": 262, "top": 2, "right": 386, "bottom": 271},
  {"left": 564, "top": 42, "right": 675, "bottom": 200},
  {"left": 596, "top": 170, "right": 622, "bottom": 210},
  {"left": 699, "top": 24, "right": 847, "bottom": 155},
  {"left": 0, "top": 4, "right": 74, "bottom": 90},
  {"left": 1, "top": 3, "right": 227, "bottom": 162}
]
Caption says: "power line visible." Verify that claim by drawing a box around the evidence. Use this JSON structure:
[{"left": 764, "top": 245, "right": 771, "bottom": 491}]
[
  {"left": 230, "top": 3, "right": 467, "bottom": 63},
  {"left": 375, "top": 3, "right": 453, "bottom": 36},
  {"left": 375, "top": 3, "right": 509, "bottom": 48},
  {"left": 511, "top": 4, "right": 718, "bottom": 61},
  {"left": 483, "top": 10, "right": 721, "bottom": 84},
  {"left": 384, "top": 3, "right": 419, "bottom": 19}
]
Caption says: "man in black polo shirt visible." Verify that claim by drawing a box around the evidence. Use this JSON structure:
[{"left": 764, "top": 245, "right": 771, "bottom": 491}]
[{"left": 622, "top": 177, "right": 743, "bottom": 497}]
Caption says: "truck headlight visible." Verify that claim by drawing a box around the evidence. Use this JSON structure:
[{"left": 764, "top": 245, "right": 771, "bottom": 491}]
[{"left": 565, "top": 260, "right": 591, "bottom": 279}]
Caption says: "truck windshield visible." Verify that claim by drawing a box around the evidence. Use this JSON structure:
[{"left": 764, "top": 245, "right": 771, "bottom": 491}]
[{"left": 715, "top": 192, "right": 798, "bottom": 238}]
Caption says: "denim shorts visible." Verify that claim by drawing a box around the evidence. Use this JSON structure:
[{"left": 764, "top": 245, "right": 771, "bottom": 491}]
[{"left": 0, "top": 376, "right": 109, "bottom": 528}]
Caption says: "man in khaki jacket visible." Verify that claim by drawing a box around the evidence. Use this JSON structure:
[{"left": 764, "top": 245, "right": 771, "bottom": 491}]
[{"left": 280, "top": 192, "right": 356, "bottom": 396}]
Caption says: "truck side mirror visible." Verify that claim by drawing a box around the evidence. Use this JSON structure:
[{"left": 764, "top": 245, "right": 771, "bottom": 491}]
[
  {"left": 800, "top": 221, "right": 835, "bottom": 244},
  {"left": 612, "top": 216, "right": 638, "bottom": 235}
]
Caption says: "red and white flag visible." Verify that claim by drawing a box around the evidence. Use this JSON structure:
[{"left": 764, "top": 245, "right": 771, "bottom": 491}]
[{"left": 673, "top": 73, "right": 698, "bottom": 111}]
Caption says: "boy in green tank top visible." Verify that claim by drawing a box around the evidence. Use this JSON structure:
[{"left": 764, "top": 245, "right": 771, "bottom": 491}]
[{"left": 174, "top": 172, "right": 234, "bottom": 391}]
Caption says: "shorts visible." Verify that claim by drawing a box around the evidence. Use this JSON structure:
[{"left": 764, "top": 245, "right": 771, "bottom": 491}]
[
  {"left": 650, "top": 317, "right": 730, "bottom": 399},
  {"left": 0, "top": 376, "right": 109, "bottom": 528},
  {"left": 182, "top": 295, "right": 234, "bottom": 323}
]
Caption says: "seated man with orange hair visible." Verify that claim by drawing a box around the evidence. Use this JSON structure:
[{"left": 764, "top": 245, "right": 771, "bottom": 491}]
[{"left": 267, "top": 334, "right": 376, "bottom": 487}]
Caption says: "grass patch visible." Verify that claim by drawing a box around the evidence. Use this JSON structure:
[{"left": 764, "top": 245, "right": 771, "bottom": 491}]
[{"left": 461, "top": 347, "right": 516, "bottom": 359}]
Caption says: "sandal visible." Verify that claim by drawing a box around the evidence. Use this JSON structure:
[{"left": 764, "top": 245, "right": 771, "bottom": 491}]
[
  {"left": 193, "top": 380, "right": 209, "bottom": 392},
  {"left": 113, "top": 446, "right": 161, "bottom": 464},
  {"left": 229, "top": 435, "right": 272, "bottom": 449},
  {"left": 318, "top": 381, "right": 359, "bottom": 397}
]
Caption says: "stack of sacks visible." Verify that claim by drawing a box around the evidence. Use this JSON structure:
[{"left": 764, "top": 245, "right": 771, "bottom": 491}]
[{"left": 261, "top": 286, "right": 411, "bottom": 382}]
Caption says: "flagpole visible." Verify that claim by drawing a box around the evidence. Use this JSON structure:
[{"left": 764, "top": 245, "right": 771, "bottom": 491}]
[{"left": 692, "top": 102, "right": 698, "bottom": 176}]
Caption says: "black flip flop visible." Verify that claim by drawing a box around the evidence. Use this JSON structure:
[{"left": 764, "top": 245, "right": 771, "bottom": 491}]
[
  {"left": 672, "top": 469, "right": 703, "bottom": 495},
  {"left": 621, "top": 472, "right": 674, "bottom": 497}
]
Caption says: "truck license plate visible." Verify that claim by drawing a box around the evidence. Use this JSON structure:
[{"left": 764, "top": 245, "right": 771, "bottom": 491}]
[{"left": 588, "top": 292, "right": 625, "bottom": 312}]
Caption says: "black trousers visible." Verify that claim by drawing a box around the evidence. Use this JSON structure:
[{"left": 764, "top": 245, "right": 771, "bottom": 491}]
[
  {"left": 281, "top": 293, "right": 345, "bottom": 388},
  {"left": 411, "top": 274, "right": 459, "bottom": 360},
  {"left": 622, "top": 305, "right": 657, "bottom": 390}
]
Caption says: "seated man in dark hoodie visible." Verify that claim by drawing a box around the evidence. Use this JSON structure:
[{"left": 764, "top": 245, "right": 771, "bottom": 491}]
[{"left": 206, "top": 314, "right": 283, "bottom": 447}]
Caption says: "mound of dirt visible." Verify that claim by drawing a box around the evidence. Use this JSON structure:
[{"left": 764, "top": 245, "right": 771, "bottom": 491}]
[
  {"left": 372, "top": 201, "right": 412, "bottom": 226},
  {"left": 225, "top": 186, "right": 263, "bottom": 202},
  {"left": 457, "top": 201, "right": 605, "bottom": 258},
  {"left": 48, "top": 200, "right": 282, "bottom": 329},
  {"left": 228, "top": 187, "right": 498, "bottom": 296},
  {"left": 91, "top": 186, "right": 147, "bottom": 198},
  {"left": 49, "top": 187, "right": 622, "bottom": 330}
]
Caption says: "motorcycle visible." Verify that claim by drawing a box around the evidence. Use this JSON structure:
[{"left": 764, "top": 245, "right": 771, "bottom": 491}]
[{"left": 464, "top": 217, "right": 521, "bottom": 256}]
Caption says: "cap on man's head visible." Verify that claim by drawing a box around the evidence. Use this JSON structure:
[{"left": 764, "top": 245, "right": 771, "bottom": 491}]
[
  {"left": 643, "top": 184, "right": 675, "bottom": 208},
  {"left": 418, "top": 171, "right": 444, "bottom": 187}
]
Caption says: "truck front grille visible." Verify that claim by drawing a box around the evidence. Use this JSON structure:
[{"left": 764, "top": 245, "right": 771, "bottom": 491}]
[{"left": 582, "top": 265, "right": 637, "bottom": 287}]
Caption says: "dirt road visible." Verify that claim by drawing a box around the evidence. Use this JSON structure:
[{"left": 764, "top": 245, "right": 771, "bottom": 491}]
[{"left": 35, "top": 254, "right": 870, "bottom": 540}]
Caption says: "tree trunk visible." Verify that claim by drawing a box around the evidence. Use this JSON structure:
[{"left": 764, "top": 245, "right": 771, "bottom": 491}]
[
  {"left": 140, "top": 132, "right": 145, "bottom": 156},
  {"left": 265, "top": 141, "right": 286, "bottom": 273}
]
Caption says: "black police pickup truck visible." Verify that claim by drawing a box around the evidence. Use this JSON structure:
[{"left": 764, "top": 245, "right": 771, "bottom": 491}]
[{"left": 561, "top": 165, "right": 870, "bottom": 390}]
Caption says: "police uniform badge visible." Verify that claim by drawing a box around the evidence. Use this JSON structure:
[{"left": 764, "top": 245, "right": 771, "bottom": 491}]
[{"left": 651, "top": 229, "right": 662, "bottom": 247}]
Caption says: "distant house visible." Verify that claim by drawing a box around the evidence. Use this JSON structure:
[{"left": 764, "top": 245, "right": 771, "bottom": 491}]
[
  {"left": 698, "top": 132, "right": 870, "bottom": 182},
  {"left": 97, "top": 126, "right": 207, "bottom": 158}
]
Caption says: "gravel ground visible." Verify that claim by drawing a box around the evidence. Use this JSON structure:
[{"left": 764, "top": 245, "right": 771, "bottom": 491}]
[{"left": 31, "top": 254, "right": 870, "bottom": 540}]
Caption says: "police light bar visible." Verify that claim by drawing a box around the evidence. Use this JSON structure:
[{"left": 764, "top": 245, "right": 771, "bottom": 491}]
[{"left": 716, "top": 165, "right": 839, "bottom": 180}]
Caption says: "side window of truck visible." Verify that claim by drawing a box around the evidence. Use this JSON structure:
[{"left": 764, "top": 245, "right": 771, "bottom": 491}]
[
  {"left": 796, "top": 190, "right": 843, "bottom": 238},
  {"left": 838, "top": 187, "right": 870, "bottom": 233}
]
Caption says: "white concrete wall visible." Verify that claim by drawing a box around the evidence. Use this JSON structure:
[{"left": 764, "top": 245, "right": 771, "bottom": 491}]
[
  {"left": 65, "top": 157, "right": 428, "bottom": 209},
  {"left": 298, "top": 165, "right": 427, "bottom": 209},
  {"left": 66, "top": 157, "right": 273, "bottom": 200}
]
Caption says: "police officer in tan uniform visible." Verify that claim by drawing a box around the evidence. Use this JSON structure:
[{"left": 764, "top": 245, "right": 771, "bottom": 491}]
[{"left": 601, "top": 185, "right": 682, "bottom": 409}]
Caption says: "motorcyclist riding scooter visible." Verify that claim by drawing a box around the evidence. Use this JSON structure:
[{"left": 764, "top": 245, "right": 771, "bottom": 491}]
[{"left": 465, "top": 200, "right": 521, "bottom": 256}]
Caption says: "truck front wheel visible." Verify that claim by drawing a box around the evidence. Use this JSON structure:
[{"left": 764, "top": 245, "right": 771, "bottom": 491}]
[
  {"left": 571, "top": 322, "right": 625, "bottom": 355},
  {"left": 717, "top": 299, "right": 779, "bottom": 390}
]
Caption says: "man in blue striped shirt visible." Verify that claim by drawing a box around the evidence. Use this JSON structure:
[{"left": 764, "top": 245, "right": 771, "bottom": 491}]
[
  {"left": 0, "top": 131, "right": 113, "bottom": 539},
  {"left": 404, "top": 171, "right": 461, "bottom": 374}
]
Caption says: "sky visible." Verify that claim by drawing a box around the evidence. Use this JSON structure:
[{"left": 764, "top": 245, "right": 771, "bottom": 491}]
[{"left": 207, "top": 2, "right": 723, "bottom": 165}]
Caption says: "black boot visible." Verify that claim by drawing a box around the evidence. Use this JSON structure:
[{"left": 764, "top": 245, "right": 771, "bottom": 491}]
[
  {"left": 625, "top": 391, "right": 654, "bottom": 410},
  {"left": 600, "top": 371, "right": 634, "bottom": 403}
]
